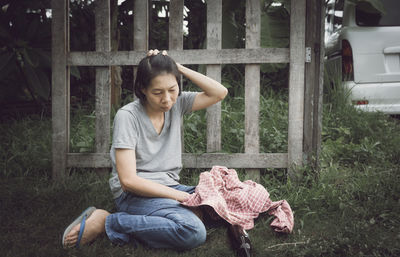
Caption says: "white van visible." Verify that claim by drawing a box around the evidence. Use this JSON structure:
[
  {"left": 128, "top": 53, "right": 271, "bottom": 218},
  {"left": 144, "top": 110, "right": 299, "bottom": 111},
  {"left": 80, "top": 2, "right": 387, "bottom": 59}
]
[{"left": 324, "top": 0, "right": 400, "bottom": 114}]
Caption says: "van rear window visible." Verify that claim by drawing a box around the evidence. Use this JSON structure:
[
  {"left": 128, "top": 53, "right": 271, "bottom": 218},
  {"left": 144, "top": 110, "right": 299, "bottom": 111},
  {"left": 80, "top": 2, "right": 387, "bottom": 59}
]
[{"left": 356, "top": 0, "right": 400, "bottom": 26}]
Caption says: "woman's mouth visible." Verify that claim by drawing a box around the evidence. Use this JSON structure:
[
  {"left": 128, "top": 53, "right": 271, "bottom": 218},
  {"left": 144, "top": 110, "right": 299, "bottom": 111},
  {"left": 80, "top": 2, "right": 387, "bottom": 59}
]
[{"left": 161, "top": 105, "right": 171, "bottom": 111}]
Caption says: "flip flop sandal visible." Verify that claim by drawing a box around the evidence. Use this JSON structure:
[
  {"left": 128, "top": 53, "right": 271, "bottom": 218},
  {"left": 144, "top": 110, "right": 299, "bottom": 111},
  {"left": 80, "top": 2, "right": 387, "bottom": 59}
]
[{"left": 62, "top": 206, "right": 96, "bottom": 248}]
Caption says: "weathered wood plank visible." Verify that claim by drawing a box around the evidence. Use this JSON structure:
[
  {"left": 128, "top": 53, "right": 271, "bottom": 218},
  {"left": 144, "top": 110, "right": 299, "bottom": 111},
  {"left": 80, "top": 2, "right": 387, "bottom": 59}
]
[
  {"left": 168, "top": 0, "right": 185, "bottom": 150},
  {"left": 183, "top": 153, "right": 287, "bottom": 169},
  {"left": 206, "top": 0, "right": 222, "bottom": 152},
  {"left": 133, "top": 0, "right": 148, "bottom": 51},
  {"left": 245, "top": 64, "right": 260, "bottom": 153},
  {"left": 169, "top": 0, "right": 183, "bottom": 50},
  {"left": 110, "top": 0, "right": 122, "bottom": 107},
  {"left": 51, "top": 0, "right": 69, "bottom": 180},
  {"left": 133, "top": 0, "right": 149, "bottom": 100},
  {"left": 313, "top": 0, "right": 326, "bottom": 169},
  {"left": 206, "top": 71, "right": 222, "bottom": 152},
  {"left": 288, "top": 0, "right": 306, "bottom": 178},
  {"left": 168, "top": 0, "right": 184, "bottom": 151},
  {"left": 245, "top": 0, "right": 261, "bottom": 181},
  {"left": 67, "top": 48, "right": 289, "bottom": 66},
  {"left": 67, "top": 153, "right": 288, "bottom": 169},
  {"left": 304, "top": 0, "right": 325, "bottom": 170},
  {"left": 95, "top": 0, "right": 111, "bottom": 156},
  {"left": 303, "top": 0, "right": 317, "bottom": 159}
]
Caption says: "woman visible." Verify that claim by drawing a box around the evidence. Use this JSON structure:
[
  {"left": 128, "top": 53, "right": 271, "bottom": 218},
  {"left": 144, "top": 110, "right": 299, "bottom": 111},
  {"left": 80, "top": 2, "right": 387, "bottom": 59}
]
[{"left": 63, "top": 49, "right": 228, "bottom": 249}]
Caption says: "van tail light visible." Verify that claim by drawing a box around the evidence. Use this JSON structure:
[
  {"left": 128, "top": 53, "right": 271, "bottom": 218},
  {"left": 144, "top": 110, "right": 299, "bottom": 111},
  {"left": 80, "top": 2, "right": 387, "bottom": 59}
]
[
  {"left": 342, "top": 39, "right": 354, "bottom": 81},
  {"left": 352, "top": 100, "right": 369, "bottom": 105}
]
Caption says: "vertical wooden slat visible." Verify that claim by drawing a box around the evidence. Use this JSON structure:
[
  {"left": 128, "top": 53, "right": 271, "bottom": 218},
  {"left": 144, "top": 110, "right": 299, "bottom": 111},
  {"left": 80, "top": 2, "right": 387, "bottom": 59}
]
[
  {"left": 304, "top": 0, "right": 325, "bottom": 169},
  {"left": 169, "top": 0, "right": 184, "bottom": 50},
  {"left": 110, "top": 0, "right": 122, "bottom": 107},
  {"left": 313, "top": 0, "right": 326, "bottom": 169},
  {"left": 51, "top": 0, "right": 69, "bottom": 180},
  {"left": 133, "top": 0, "right": 149, "bottom": 51},
  {"left": 303, "top": 0, "right": 317, "bottom": 160},
  {"left": 288, "top": 0, "right": 306, "bottom": 178},
  {"left": 245, "top": 0, "right": 261, "bottom": 180},
  {"left": 206, "top": 0, "right": 222, "bottom": 152},
  {"left": 168, "top": 0, "right": 184, "bottom": 151},
  {"left": 133, "top": 0, "right": 149, "bottom": 101},
  {"left": 95, "top": 0, "right": 111, "bottom": 157}
]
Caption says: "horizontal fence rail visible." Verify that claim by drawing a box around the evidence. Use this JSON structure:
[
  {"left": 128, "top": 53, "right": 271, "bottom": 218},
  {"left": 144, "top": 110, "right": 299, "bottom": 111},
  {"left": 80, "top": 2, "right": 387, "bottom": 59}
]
[
  {"left": 67, "top": 48, "right": 290, "bottom": 66},
  {"left": 67, "top": 153, "right": 288, "bottom": 169}
]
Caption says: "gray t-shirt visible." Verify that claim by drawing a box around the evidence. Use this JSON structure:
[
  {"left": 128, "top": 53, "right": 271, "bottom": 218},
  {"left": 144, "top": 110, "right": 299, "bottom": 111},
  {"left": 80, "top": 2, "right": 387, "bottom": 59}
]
[{"left": 109, "top": 92, "right": 197, "bottom": 198}]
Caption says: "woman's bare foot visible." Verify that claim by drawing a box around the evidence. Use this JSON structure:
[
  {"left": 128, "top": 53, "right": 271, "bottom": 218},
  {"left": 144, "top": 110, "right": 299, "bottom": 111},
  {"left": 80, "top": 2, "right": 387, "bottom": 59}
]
[{"left": 63, "top": 209, "right": 110, "bottom": 248}]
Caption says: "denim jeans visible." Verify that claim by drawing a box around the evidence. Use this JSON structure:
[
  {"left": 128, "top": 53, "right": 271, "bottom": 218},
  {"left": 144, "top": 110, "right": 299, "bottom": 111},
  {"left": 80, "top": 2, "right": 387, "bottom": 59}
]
[{"left": 104, "top": 184, "right": 207, "bottom": 249}]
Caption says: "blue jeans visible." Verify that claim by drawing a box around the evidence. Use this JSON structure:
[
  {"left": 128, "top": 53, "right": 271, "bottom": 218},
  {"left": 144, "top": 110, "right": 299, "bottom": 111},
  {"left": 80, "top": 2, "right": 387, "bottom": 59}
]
[{"left": 104, "top": 184, "right": 207, "bottom": 249}]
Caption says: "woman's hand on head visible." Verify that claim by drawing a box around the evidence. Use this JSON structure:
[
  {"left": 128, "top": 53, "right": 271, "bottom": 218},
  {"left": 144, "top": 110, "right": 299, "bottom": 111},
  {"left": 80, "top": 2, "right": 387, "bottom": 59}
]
[{"left": 147, "top": 49, "right": 168, "bottom": 56}]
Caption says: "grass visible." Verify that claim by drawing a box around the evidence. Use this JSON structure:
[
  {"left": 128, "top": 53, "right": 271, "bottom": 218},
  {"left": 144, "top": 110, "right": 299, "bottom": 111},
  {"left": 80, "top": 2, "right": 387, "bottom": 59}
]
[{"left": 1, "top": 79, "right": 400, "bottom": 256}]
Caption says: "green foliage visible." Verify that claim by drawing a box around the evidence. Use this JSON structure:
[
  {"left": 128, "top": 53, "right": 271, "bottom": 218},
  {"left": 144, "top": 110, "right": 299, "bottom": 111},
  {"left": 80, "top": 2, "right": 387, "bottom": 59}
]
[
  {"left": 0, "top": 0, "right": 52, "bottom": 102},
  {"left": 184, "top": 109, "right": 207, "bottom": 153},
  {"left": 221, "top": 0, "right": 245, "bottom": 49},
  {"left": 261, "top": 0, "right": 290, "bottom": 49},
  {"left": 259, "top": 89, "right": 288, "bottom": 153},
  {"left": 70, "top": 108, "right": 96, "bottom": 153}
]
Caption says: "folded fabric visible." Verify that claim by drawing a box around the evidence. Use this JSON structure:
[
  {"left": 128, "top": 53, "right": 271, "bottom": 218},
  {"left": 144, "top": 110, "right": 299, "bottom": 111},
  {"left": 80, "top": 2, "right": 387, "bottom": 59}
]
[{"left": 181, "top": 166, "right": 294, "bottom": 232}]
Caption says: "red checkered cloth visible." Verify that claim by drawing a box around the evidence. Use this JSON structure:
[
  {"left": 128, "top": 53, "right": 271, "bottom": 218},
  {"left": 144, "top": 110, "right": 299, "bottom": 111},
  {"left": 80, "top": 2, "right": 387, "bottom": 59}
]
[{"left": 181, "top": 166, "right": 294, "bottom": 232}]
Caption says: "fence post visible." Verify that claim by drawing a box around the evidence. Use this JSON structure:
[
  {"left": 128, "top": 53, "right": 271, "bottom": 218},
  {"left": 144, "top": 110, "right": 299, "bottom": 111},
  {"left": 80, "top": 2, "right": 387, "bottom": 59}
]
[
  {"left": 288, "top": 0, "right": 306, "bottom": 179},
  {"left": 133, "top": 0, "right": 149, "bottom": 98},
  {"left": 245, "top": 0, "right": 261, "bottom": 181},
  {"left": 313, "top": 0, "right": 326, "bottom": 169},
  {"left": 51, "top": 0, "right": 69, "bottom": 180},
  {"left": 206, "top": 0, "right": 222, "bottom": 153},
  {"left": 95, "top": 0, "right": 111, "bottom": 176},
  {"left": 169, "top": 0, "right": 184, "bottom": 50},
  {"left": 133, "top": 0, "right": 149, "bottom": 51},
  {"left": 168, "top": 0, "right": 185, "bottom": 151},
  {"left": 304, "top": 0, "right": 325, "bottom": 169}
]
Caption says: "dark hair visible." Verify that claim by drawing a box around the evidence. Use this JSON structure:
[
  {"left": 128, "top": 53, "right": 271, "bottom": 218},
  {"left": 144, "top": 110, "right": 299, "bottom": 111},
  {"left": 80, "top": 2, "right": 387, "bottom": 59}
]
[{"left": 134, "top": 54, "right": 181, "bottom": 102}]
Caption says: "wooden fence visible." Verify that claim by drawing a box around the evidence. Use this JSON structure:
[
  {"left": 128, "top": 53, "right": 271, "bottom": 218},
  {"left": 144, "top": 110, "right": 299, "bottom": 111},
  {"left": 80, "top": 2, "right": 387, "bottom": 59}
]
[{"left": 51, "top": 0, "right": 325, "bottom": 180}]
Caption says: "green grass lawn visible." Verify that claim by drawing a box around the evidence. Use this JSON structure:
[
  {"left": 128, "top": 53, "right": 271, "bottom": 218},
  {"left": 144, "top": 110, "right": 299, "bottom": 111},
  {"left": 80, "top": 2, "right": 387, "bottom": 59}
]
[{"left": 1, "top": 87, "right": 399, "bottom": 256}]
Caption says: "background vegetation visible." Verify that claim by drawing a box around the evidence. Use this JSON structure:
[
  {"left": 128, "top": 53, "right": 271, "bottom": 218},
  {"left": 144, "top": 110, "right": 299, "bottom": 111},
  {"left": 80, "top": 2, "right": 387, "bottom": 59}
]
[{"left": 1, "top": 0, "right": 399, "bottom": 256}]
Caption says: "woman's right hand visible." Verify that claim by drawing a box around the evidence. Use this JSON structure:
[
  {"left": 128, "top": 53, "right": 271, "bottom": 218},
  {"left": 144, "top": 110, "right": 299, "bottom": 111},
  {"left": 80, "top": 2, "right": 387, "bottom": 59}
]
[{"left": 175, "top": 191, "right": 191, "bottom": 203}]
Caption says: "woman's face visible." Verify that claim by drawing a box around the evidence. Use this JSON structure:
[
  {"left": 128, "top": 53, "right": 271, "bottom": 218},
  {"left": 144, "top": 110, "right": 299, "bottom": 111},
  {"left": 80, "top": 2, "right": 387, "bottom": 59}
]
[{"left": 142, "top": 73, "right": 179, "bottom": 113}]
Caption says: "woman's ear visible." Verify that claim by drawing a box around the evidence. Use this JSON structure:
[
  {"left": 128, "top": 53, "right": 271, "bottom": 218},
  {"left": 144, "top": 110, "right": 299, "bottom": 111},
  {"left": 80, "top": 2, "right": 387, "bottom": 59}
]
[{"left": 141, "top": 87, "right": 147, "bottom": 96}]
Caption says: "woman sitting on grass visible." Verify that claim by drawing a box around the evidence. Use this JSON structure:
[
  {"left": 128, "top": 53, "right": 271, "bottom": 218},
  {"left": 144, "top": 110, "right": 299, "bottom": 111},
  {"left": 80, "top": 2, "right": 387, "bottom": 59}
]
[{"left": 62, "top": 49, "right": 228, "bottom": 249}]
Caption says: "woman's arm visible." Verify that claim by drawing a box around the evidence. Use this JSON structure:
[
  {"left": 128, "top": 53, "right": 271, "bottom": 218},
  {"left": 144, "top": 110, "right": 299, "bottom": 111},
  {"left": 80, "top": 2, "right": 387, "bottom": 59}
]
[
  {"left": 176, "top": 63, "right": 228, "bottom": 111},
  {"left": 116, "top": 148, "right": 190, "bottom": 202}
]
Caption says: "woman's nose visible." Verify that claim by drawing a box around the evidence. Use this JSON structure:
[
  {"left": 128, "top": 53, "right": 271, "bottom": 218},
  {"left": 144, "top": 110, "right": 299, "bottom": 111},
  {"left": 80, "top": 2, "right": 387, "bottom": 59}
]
[{"left": 162, "top": 93, "right": 171, "bottom": 103}]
